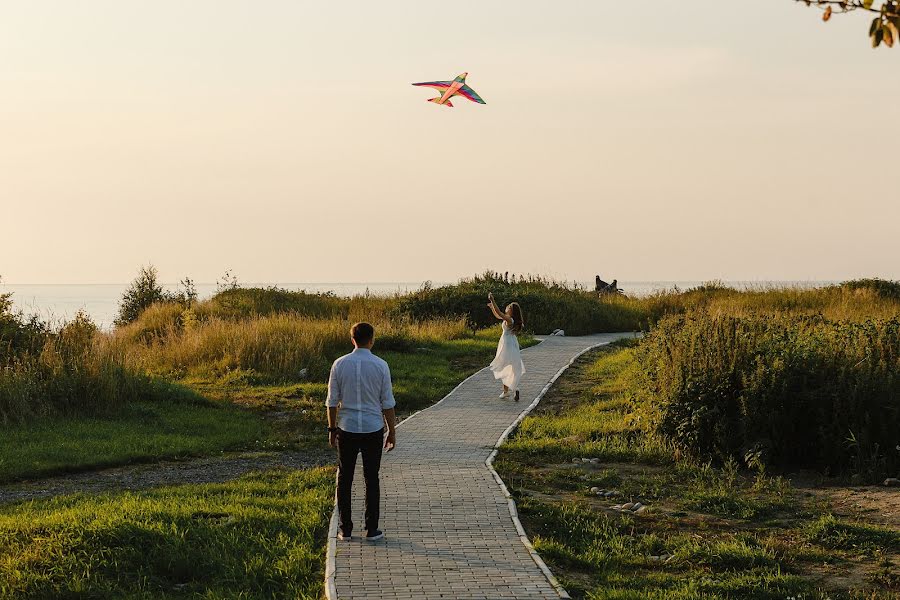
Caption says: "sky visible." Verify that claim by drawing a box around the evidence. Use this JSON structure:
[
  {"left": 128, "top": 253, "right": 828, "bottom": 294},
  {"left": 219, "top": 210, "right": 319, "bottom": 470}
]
[{"left": 2, "top": 0, "right": 899, "bottom": 284}]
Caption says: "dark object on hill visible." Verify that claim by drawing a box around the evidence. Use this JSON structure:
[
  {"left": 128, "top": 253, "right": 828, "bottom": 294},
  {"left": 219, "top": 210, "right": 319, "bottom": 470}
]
[{"left": 595, "top": 276, "right": 623, "bottom": 296}]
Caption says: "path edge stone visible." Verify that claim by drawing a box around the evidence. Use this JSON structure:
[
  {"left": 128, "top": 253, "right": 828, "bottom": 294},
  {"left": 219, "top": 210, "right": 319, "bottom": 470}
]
[{"left": 485, "top": 340, "right": 615, "bottom": 600}]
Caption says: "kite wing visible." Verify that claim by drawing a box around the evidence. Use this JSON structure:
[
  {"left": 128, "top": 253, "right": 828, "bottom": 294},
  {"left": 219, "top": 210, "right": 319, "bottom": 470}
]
[
  {"left": 411, "top": 81, "right": 452, "bottom": 91},
  {"left": 457, "top": 84, "right": 486, "bottom": 104}
]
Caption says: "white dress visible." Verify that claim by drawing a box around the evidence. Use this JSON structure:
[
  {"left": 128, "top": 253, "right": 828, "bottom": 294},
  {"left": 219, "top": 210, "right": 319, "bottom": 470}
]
[{"left": 489, "top": 319, "right": 525, "bottom": 391}]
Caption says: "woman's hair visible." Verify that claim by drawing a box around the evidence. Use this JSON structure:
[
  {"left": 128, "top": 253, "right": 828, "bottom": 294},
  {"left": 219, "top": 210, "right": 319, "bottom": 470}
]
[{"left": 507, "top": 303, "right": 524, "bottom": 334}]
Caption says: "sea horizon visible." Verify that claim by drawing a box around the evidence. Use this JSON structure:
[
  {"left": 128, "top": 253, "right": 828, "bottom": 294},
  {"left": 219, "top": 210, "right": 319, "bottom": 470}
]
[{"left": 2, "top": 279, "right": 842, "bottom": 329}]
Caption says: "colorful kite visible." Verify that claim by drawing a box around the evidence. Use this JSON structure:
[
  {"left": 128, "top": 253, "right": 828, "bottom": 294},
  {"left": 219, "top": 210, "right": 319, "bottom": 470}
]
[{"left": 412, "top": 72, "right": 486, "bottom": 108}]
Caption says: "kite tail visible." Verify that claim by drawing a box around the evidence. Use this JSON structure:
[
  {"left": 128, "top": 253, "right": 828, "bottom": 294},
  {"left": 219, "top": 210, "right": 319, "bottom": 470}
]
[{"left": 427, "top": 97, "right": 453, "bottom": 107}]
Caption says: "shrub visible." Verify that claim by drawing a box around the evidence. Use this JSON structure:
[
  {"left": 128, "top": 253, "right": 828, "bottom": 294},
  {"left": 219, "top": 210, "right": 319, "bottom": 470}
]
[
  {"left": 841, "top": 277, "right": 900, "bottom": 300},
  {"left": 0, "top": 301, "right": 47, "bottom": 363},
  {"left": 0, "top": 311, "right": 179, "bottom": 424},
  {"left": 201, "top": 287, "right": 351, "bottom": 320},
  {"left": 634, "top": 311, "right": 900, "bottom": 479},
  {"left": 395, "top": 272, "right": 639, "bottom": 335},
  {"left": 115, "top": 265, "right": 173, "bottom": 327}
]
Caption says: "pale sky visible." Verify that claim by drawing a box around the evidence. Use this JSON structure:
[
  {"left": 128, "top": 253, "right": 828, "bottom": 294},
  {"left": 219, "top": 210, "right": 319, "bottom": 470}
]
[{"left": 2, "top": 0, "right": 898, "bottom": 284}]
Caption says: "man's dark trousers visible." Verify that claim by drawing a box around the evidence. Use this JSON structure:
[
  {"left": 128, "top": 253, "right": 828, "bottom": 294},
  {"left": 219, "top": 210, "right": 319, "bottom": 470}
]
[{"left": 336, "top": 428, "right": 384, "bottom": 535}]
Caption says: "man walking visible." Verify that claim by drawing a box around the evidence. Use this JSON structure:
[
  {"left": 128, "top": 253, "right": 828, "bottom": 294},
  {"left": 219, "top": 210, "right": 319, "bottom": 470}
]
[{"left": 326, "top": 322, "right": 397, "bottom": 542}]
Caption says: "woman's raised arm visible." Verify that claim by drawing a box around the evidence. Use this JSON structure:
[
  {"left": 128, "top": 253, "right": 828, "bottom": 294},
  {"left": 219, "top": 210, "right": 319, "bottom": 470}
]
[{"left": 487, "top": 293, "right": 513, "bottom": 324}]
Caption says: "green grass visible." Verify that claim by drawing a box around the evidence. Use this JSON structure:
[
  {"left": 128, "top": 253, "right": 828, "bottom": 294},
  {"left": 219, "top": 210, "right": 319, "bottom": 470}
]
[
  {"left": 0, "top": 400, "right": 268, "bottom": 484},
  {"left": 807, "top": 514, "right": 900, "bottom": 554},
  {"left": 500, "top": 341, "right": 670, "bottom": 466},
  {"left": 182, "top": 329, "right": 534, "bottom": 449},
  {"left": 0, "top": 327, "right": 540, "bottom": 598},
  {"left": 0, "top": 467, "right": 333, "bottom": 599},
  {"left": 2, "top": 328, "right": 528, "bottom": 482},
  {"left": 524, "top": 498, "right": 811, "bottom": 600},
  {"left": 496, "top": 346, "right": 900, "bottom": 599},
  {"left": 634, "top": 311, "right": 900, "bottom": 478}
]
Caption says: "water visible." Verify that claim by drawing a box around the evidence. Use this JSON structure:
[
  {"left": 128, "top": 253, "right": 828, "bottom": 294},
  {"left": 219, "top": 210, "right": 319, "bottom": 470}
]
[{"left": 1, "top": 280, "right": 837, "bottom": 329}]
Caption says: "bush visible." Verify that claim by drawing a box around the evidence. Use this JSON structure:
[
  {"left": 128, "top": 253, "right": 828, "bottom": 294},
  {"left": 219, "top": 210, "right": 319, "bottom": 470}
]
[
  {"left": 0, "top": 297, "right": 47, "bottom": 362},
  {"left": 115, "top": 265, "right": 174, "bottom": 327},
  {"left": 0, "top": 311, "right": 178, "bottom": 424},
  {"left": 635, "top": 311, "right": 900, "bottom": 479},
  {"left": 841, "top": 277, "right": 900, "bottom": 300},
  {"left": 395, "top": 272, "right": 639, "bottom": 335},
  {"left": 201, "top": 287, "right": 351, "bottom": 320}
]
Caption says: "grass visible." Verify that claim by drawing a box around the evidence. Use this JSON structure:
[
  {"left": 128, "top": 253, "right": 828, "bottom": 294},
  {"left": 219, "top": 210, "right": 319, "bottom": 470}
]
[
  {"left": 1, "top": 327, "right": 525, "bottom": 483},
  {"left": 499, "top": 341, "right": 670, "bottom": 466},
  {"left": 635, "top": 311, "right": 900, "bottom": 478},
  {"left": 495, "top": 346, "right": 900, "bottom": 599},
  {"left": 807, "top": 514, "right": 900, "bottom": 554},
  {"left": 0, "top": 400, "right": 268, "bottom": 484},
  {"left": 118, "top": 311, "right": 472, "bottom": 383},
  {"left": 0, "top": 467, "right": 333, "bottom": 599},
  {"left": 184, "top": 328, "right": 533, "bottom": 449},
  {"left": 1, "top": 278, "right": 898, "bottom": 598},
  {"left": 0, "top": 320, "right": 533, "bottom": 598}
]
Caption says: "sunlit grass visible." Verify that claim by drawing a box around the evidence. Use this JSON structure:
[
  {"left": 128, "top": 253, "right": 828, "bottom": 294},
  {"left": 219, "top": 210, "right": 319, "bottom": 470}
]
[
  {"left": 0, "top": 400, "right": 268, "bottom": 483},
  {"left": 496, "top": 347, "right": 900, "bottom": 599},
  {"left": 0, "top": 468, "right": 333, "bottom": 599}
]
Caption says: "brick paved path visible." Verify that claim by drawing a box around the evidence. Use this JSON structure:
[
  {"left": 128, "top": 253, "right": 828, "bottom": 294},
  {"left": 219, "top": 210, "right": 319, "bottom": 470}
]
[{"left": 327, "top": 333, "right": 632, "bottom": 600}]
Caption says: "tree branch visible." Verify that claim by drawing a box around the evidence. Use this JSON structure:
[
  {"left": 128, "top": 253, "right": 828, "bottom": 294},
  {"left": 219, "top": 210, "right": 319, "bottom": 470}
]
[
  {"left": 794, "top": 0, "right": 899, "bottom": 18},
  {"left": 793, "top": 0, "right": 900, "bottom": 47}
]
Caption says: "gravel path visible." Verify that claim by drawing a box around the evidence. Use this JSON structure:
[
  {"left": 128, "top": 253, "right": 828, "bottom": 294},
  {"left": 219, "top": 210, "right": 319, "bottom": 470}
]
[{"left": 0, "top": 448, "right": 332, "bottom": 505}]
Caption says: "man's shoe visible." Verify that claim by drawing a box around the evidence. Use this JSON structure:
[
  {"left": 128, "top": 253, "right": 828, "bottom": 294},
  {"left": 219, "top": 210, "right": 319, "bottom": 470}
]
[
  {"left": 514, "top": 390, "right": 520, "bottom": 402},
  {"left": 365, "top": 530, "right": 385, "bottom": 541},
  {"left": 337, "top": 531, "right": 352, "bottom": 541}
]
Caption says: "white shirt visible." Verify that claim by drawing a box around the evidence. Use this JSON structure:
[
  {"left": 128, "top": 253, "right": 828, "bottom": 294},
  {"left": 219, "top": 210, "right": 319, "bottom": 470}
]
[{"left": 326, "top": 348, "right": 396, "bottom": 433}]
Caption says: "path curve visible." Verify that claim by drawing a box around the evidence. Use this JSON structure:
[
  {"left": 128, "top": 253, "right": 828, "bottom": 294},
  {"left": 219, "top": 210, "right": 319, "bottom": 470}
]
[{"left": 327, "top": 333, "right": 633, "bottom": 600}]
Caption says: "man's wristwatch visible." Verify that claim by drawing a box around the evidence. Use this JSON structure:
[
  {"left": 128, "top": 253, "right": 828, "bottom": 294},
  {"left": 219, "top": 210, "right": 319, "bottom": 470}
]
[{"left": 327, "top": 426, "right": 338, "bottom": 433}]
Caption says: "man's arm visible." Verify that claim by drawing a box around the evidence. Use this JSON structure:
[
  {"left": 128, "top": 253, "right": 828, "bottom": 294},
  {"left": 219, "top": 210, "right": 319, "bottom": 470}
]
[
  {"left": 328, "top": 407, "right": 339, "bottom": 448},
  {"left": 326, "top": 362, "right": 341, "bottom": 448},
  {"left": 383, "top": 408, "right": 396, "bottom": 451},
  {"left": 380, "top": 363, "right": 397, "bottom": 451}
]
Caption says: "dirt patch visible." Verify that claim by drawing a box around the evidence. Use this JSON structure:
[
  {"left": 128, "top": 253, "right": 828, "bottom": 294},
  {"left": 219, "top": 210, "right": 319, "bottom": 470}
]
[
  {"left": 0, "top": 448, "right": 333, "bottom": 505},
  {"left": 803, "top": 483, "right": 900, "bottom": 531},
  {"left": 791, "top": 468, "right": 900, "bottom": 529}
]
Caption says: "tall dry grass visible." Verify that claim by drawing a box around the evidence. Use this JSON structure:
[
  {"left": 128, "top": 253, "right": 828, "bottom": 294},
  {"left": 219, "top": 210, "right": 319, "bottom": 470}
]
[
  {"left": 0, "top": 312, "right": 177, "bottom": 425},
  {"left": 634, "top": 311, "right": 900, "bottom": 479},
  {"left": 117, "top": 312, "right": 469, "bottom": 381},
  {"left": 604, "top": 280, "right": 900, "bottom": 329}
]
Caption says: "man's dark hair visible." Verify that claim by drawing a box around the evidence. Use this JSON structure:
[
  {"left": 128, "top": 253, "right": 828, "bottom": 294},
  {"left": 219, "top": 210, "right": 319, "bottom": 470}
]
[{"left": 351, "top": 322, "right": 375, "bottom": 346}]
